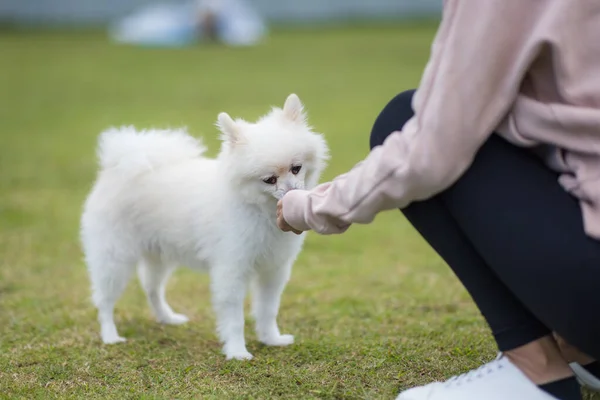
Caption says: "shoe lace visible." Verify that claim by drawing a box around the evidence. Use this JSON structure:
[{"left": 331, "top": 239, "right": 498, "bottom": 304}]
[{"left": 444, "top": 354, "right": 505, "bottom": 388}]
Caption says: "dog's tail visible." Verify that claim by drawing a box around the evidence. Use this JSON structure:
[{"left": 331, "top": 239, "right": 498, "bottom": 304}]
[{"left": 96, "top": 126, "right": 207, "bottom": 177}]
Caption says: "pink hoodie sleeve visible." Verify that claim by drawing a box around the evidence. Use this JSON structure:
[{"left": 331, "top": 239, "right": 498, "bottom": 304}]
[{"left": 282, "top": 0, "right": 551, "bottom": 234}]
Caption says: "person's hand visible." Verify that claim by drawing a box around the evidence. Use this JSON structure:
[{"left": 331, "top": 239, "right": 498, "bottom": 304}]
[{"left": 276, "top": 199, "right": 303, "bottom": 235}]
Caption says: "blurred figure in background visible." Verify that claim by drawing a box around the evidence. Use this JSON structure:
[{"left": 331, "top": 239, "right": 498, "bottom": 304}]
[{"left": 109, "top": 0, "right": 267, "bottom": 47}]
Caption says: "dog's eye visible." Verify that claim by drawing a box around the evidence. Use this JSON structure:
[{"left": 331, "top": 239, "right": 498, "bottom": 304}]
[
  {"left": 291, "top": 165, "right": 302, "bottom": 175},
  {"left": 263, "top": 176, "right": 277, "bottom": 185}
]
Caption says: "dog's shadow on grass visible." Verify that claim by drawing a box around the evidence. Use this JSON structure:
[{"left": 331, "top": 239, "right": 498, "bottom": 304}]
[
  {"left": 115, "top": 316, "right": 221, "bottom": 355},
  {"left": 112, "top": 316, "right": 349, "bottom": 366}
]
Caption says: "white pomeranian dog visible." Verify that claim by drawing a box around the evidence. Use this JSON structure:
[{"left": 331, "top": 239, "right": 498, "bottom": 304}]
[{"left": 80, "top": 94, "right": 328, "bottom": 360}]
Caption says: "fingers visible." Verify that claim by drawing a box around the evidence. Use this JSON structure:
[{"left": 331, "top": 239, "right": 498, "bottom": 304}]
[{"left": 276, "top": 199, "right": 303, "bottom": 235}]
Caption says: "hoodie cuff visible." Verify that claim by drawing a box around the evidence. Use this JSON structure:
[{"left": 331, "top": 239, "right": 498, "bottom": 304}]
[{"left": 281, "top": 190, "right": 313, "bottom": 232}]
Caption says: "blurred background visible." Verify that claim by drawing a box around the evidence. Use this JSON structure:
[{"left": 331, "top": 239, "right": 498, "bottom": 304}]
[{"left": 0, "top": 0, "right": 441, "bottom": 27}]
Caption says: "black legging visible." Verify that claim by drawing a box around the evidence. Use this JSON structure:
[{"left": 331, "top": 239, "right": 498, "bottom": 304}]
[{"left": 370, "top": 89, "right": 600, "bottom": 358}]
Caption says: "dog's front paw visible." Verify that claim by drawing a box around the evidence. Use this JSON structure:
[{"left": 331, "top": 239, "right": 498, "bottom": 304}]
[
  {"left": 158, "top": 313, "right": 189, "bottom": 325},
  {"left": 225, "top": 350, "right": 254, "bottom": 361},
  {"left": 102, "top": 335, "right": 127, "bottom": 345},
  {"left": 261, "top": 334, "right": 294, "bottom": 347}
]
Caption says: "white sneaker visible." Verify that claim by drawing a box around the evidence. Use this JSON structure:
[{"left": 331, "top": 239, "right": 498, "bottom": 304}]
[
  {"left": 396, "top": 354, "right": 559, "bottom": 400},
  {"left": 570, "top": 362, "right": 600, "bottom": 392}
]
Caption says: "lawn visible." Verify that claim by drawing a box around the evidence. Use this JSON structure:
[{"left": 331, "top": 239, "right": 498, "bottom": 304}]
[{"left": 0, "top": 23, "right": 597, "bottom": 399}]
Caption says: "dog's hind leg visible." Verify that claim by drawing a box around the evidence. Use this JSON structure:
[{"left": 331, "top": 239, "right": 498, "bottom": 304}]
[
  {"left": 137, "top": 258, "right": 189, "bottom": 325},
  {"left": 87, "top": 253, "right": 136, "bottom": 344}
]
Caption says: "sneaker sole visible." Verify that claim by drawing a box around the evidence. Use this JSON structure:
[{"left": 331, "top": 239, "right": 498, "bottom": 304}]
[{"left": 570, "top": 362, "right": 600, "bottom": 392}]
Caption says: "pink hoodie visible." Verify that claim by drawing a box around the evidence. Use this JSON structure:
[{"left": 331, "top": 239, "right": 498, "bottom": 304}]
[{"left": 282, "top": 0, "right": 600, "bottom": 239}]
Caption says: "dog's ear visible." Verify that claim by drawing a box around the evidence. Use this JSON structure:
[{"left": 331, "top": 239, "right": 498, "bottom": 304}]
[
  {"left": 216, "top": 112, "right": 243, "bottom": 145},
  {"left": 283, "top": 93, "right": 305, "bottom": 123}
]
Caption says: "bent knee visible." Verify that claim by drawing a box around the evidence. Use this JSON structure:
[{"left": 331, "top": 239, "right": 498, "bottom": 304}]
[{"left": 369, "top": 89, "right": 416, "bottom": 150}]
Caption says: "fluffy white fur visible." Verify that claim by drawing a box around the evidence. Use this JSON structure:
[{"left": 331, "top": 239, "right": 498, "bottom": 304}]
[{"left": 80, "top": 94, "right": 329, "bottom": 360}]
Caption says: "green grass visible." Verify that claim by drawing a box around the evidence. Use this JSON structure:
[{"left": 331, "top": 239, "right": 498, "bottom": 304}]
[{"left": 0, "top": 24, "right": 597, "bottom": 399}]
